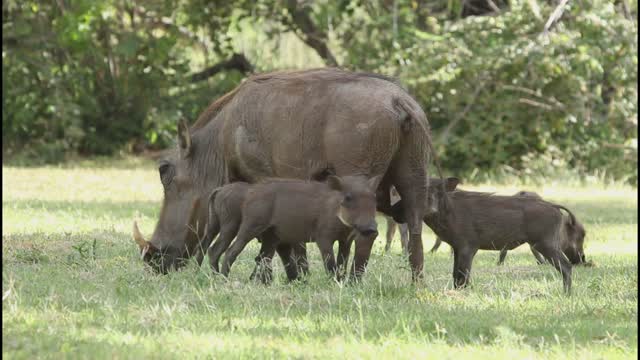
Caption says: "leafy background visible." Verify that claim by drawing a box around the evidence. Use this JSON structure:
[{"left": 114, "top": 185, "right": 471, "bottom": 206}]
[{"left": 2, "top": 0, "right": 637, "bottom": 183}]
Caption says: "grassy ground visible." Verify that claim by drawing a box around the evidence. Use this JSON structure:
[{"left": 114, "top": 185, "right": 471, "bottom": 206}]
[{"left": 2, "top": 158, "right": 637, "bottom": 359}]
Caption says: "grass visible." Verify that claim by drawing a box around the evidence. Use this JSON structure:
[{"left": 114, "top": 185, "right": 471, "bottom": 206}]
[{"left": 2, "top": 157, "right": 638, "bottom": 359}]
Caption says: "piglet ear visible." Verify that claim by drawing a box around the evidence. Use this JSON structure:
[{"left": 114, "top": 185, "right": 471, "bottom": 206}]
[
  {"left": 445, "top": 177, "right": 460, "bottom": 191},
  {"left": 327, "top": 175, "right": 343, "bottom": 191}
]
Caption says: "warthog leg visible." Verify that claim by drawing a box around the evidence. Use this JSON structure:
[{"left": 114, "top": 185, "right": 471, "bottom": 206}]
[
  {"left": 430, "top": 237, "right": 443, "bottom": 253},
  {"left": 249, "top": 241, "right": 308, "bottom": 282},
  {"left": 497, "top": 245, "right": 547, "bottom": 266},
  {"left": 276, "top": 244, "right": 300, "bottom": 282},
  {"left": 315, "top": 238, "right": 339, "bottom": 280},
  {"left": 531, "top": 246, "right": 547, "bottom": 265},
  {"left": 194, "top": 218, "right": 219, "bottom": 267},
  {"left": 338, "top": 233, "right": 354, "bottom": 275},
  {"left": 220, "top": 222, "right": 268, "bottom": 277},
  {"left": 207, "top": 222, "right": 240, "bottom": 273},
  {"left": 533, "top": 243, "right": 573, "bottom": 294},
  {"left": 292, "top": 243, "right": 309, "bottom": 276},
  {"left": 349, "top": 233, "right": 376, "bottom": 281},
  {"left": 394, "top": 184, "right": 427, "bottom": 281},
  {"left": 497, "top": 248, "right": 508, "bottom": 265},
  {"left": 452, "top": 247, "right": 478, "bottom": 289},
  {"left": 249, "top": 239, "right": 277, "bottom": 284},
  {"left": 385, "top": 218, "right": 397, "bottom": 252},
  {"left": 399, "top": 223, "right": 409, "bottom": 255}
]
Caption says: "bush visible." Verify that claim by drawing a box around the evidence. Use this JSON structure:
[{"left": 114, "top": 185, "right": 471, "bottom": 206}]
[
  {"left": 3, "top": 0, "right": 637, "bottom": 184},
  {"left": 331, "top": 0, "right": 637, "bottom": 184}
]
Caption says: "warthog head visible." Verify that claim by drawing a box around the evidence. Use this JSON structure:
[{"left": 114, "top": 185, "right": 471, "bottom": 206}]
[
  {"left": 425, "top": 177, "right": 460, "bottom": 217},
  {"left": 331, "top": 175, "right": 382, "bottom": 237},
  {"left": 515, "top": 190, "right": 587, "bottom": 265},
  {"left": 563, "top": 219, "right": 587, "bottom": 265},
  {"left": 133, "top": 120, "right": 212, "bottom": 274}
]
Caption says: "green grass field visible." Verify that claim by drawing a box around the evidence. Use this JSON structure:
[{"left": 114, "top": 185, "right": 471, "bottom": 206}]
[{"left": 2, "top": 158, "right": 638, "bottom": 359}]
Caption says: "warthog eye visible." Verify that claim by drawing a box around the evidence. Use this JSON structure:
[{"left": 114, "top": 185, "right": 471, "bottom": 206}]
[
  {"left": 159, "top": 162, "right": 174, "bottom": 187},
  {"left": 159, "top": 163, "right": 171, "bottom": 176}
]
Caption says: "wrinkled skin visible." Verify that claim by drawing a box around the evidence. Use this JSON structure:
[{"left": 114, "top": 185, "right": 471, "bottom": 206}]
[
  {"left": 205, "top": 176, "right": 381, "bottom": 282},
  {"left": 392, "top": 178, "right": 586, "bottom": 293},
  {"left": 134, "top": 69, "right": 433, "bottom": 279}
]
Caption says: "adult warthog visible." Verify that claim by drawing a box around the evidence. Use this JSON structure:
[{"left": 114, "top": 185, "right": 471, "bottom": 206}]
[{"left": 132, "top": 68, "right": 434, "bottom": 280}]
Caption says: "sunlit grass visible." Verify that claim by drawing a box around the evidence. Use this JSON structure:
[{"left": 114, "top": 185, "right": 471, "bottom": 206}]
[{"left": 2, "top": 158, "right": 637, "bottom": 359}]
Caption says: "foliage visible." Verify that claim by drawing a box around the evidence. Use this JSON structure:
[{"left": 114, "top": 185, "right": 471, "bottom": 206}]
[
  {"left": 329, "top": 0, "right": 638, "bottom": 183},
  {"left": 2, "top": 0, "right": 637, "bottom": 183},
  {"left": 2, "top": 0, "right": 239, "bottom": 160}
]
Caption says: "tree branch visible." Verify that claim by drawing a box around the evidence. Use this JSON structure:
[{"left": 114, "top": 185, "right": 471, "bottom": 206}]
[
  {"left": 285, "top": 0, "right": 338, "bottom": 67},
  {"left": 526, "top": 0, "right": 542, "bottom": 21},
  {"left": 603, "top": 142, "right": 636, "bottom": 151},
  {"left": 189, "top": 53, "right": 253, "bottom": 83},
  {"left": 518, "top": 98, "right": 555, "bottom": 111},
  {"left": 486, "top": 0, "right": 501, "bottom": 13},
  {"left": 542, "top": 0, "right": 570, "bottom": 36},
  {"left": 502, "top": 85, "right": 566, "bottom": 109},
  {"left": 615, "top": 0, "right": 633, "bottom": 20}
]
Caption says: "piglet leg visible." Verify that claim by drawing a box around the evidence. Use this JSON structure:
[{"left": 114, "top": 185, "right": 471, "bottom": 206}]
[
  {"left": 452, "top": 247, "right": 477, "bottom": 289},
  {"left": 534, "top": 244, "right": 572, "bottom": 294},
  {"left": 349, "top": 234, "right": 376, "bottom": 281},
  {"left": 276, "top": 244, "right": 300, "bottom": 282}
]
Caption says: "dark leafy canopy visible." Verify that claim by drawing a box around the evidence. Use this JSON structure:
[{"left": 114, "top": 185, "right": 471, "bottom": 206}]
[{"left": 3, "top": 0, "right": 637, "bottom": 183}]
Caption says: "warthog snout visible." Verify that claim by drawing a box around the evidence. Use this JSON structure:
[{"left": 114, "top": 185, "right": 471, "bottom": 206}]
[{"left": 356, "top": 221, "right": 378, "bottom": 237}]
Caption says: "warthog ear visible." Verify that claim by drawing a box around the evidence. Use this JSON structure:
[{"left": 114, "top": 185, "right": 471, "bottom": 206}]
[
  {"left": 445, "top": 177, "right": 460, "bottom": 191},
  {"left": 367, "top": 175, "right": 383, "bottom": 191},
  {"left": 327, "top": 175, "right": 343, "bottom": 191},
  {"left": 177, "top": 118, "right": 192, "bottom": 157}
]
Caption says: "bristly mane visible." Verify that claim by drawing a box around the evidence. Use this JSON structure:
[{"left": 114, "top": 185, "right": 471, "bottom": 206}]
[
  {"left": 191, "top": 84, "right": 244, "bottom": 131},
  {"left": 249, "top": 67, "right": 400, "bottom": 85},
  {"left": 451, "top": 189, "right": 496, "bottom": 197},
  {"left": 189, "top": 68, "right": 403, "bottom": 131},
  {"left": 256, "top": 177, "right": 313, "bottom": 184},
  {"left": 451, "top": 189, "right": 557, "bottom": 203}
]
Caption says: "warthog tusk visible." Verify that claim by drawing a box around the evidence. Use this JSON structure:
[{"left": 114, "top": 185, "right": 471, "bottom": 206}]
[
  {"left": 132, "top": 221, "right": 147, "bottom": 247},
  {"left": 140, "top": 244, "right": 150, "bottom": 260}
]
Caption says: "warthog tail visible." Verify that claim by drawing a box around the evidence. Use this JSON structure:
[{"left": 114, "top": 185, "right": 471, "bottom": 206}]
[{"left": 552, "top": 204, "right": 577, "bottom": 227}]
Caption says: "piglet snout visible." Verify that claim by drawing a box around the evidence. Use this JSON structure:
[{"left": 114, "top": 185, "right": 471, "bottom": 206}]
[{"left": 356, "top": 221, "right": 378, "bottom": 237}]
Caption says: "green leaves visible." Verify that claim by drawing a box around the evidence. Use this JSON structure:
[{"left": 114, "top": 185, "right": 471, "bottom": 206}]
[
  {"left": 115, "top": 32, "right": 140, "bottom": 59},
  {"left": 2, "top": 0, "right": 637, "bottom": 183}
]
